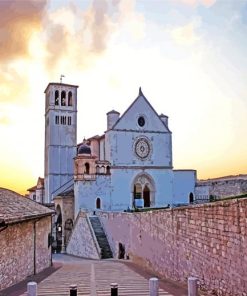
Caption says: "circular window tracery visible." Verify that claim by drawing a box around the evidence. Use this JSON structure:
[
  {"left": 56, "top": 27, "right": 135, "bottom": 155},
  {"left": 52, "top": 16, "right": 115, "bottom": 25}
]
[{"left": 134, "top": 137, "right": 152, "bottom": 159}]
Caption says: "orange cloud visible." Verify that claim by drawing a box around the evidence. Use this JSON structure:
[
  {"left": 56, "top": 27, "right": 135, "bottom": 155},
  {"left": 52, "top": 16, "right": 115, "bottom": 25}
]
[{"left": 0, "top": 0, "right": 47, "bottom": 62}]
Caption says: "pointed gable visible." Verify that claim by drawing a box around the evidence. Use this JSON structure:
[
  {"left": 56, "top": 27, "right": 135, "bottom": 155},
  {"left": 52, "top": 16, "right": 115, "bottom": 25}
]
[{"left": 112, "top": 88, "right": 170, "bottom": 133}]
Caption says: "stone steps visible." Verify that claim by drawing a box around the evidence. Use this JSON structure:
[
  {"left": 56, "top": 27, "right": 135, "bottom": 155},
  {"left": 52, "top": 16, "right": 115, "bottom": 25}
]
[{"left": 89, "top": 216, "right": 113, "bottom": 259}]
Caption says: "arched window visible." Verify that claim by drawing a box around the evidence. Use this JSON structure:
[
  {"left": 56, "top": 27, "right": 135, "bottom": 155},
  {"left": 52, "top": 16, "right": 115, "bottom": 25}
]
[
  {"left": 96, "top": 197, "right": 101, "bottom": 209},
  {"left": 55, "top": 90, "right": 59, "bottom": 105},
  {"left": 85, "top": 163, "right": 90, "bottom": 174},
  {"left": 61, "top": 91, "right": 66, "bottom": 106},
  {"left": 68, "top": 91, "right": 73, "bottom": 106},
  {"left": 106, "top": 166, "right": 110, "bottom": 175}
]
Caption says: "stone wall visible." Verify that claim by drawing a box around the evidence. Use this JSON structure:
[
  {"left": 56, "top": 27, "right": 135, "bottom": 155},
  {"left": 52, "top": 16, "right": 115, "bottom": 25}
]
[
  {"left": 66, "top": 211, "right": 100, "bottom": 259},
  {"left": 98, "top": 198, "right": 247, "bottom": 296},
  {"left": 0, "top": 216, "right": 51, "bottom": 290},
  {"left": 35, "top": 216, "right": 52, "bottom": 273},
  {"left": 196, "top": 179, "right": 247, "bottom": 199}
]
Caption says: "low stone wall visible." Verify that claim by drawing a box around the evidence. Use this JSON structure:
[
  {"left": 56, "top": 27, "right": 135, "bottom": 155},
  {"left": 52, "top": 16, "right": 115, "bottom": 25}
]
[
  {"left": 98, "top": 198, "right": 247, "bottom": 296},
  {"left": 66, "top": 211, "right": 100, "bottom": 259},
  {"left": 0, "top": 216, "right": 51, "bottom": 290}
]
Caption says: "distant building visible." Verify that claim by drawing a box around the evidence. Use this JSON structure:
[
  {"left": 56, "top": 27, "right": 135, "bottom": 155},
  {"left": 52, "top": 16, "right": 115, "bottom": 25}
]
[
  {"left": 195, "top": 174, "right": 247, "bottom": 201},
  {"left": 0, "top": 188, "right": 53, "bottom": 291},
  {"left": 27, "top": 177, "right": 45, "bottom": 203}
]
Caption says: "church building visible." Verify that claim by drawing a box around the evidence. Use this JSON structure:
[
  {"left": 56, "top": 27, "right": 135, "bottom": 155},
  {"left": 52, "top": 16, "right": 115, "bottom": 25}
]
[{"left": 42, "top": 82, "right": 196, "bottom": 216}]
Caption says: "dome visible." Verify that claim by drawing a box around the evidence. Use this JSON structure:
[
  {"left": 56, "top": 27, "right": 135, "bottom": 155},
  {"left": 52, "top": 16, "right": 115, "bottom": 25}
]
[{"left": 78, "top": 143, "right": 91, "bottom": 155}]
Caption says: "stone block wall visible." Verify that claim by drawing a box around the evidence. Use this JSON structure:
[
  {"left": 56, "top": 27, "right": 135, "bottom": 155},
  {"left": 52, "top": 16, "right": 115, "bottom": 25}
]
[
  {"left": 35, "top": 216, "right": 52, "bottom": 273},
  {"left": 196, "top": 179, "right": 247, "bottom": 199},
  {"left": 0, "top": 216, "right": 52, "bottom": 290},
  {"left": 209, "top": 180, "right": 246, "bottom": 197},
  {"left": 98, "top": 198, "right": 247, "bottom": 296},
  {"left": 66, "top": 211, "right": 100, "bottom": 259}
]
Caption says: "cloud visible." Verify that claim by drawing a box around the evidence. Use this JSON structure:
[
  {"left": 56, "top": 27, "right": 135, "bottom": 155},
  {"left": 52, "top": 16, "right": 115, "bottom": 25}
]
[
  {"left": 169, "top": 21, "right": 200, "bottom": 46},
  {"left": 0, "top": 0, "right": 130, "bottom": 102},
  {"left": 0, "top": 115, "right": 10, "bottom": 125},
  {"left": 0, "top": 0, "right": 47, "bottom": 105},
  {"left": 0, "top": 0, "right": 47, "bottom": 62},
  {"left": 43, "top": 0, "right": 118, "bottom": 72},
  {"left": 42, "top": 0, "right": 143, "bottom": 73},
  {"left": 175, "top": 0, "right": 216, "bottom": 7},
  {"left": 0, "top": 0, "right": 146, "bottom": 105},
  {"left": 116, "top": 0, "right": 145, "bottom": 40},
  {"left": 0, "top": 63, "right": 31, "bottom": 104},
  {"left": 89, "top": 0, "right": 110, "bottom": 52}
]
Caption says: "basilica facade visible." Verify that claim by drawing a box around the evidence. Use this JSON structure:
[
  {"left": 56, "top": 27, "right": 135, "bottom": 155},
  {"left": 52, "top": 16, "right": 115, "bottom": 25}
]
[{"left": 42, "top": 82, "right": 195, "bottom": 216}]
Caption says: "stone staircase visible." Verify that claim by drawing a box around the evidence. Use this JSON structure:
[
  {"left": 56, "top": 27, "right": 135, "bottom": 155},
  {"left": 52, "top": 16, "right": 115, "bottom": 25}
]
[{"left": 89, "top": 216, "right": 113, "bottom": 259}]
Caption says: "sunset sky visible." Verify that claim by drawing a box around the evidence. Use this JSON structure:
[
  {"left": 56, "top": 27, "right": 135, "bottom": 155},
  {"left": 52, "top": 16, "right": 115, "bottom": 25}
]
[{"left": 0, "top": 0, "right": 247, "bottom": 194}]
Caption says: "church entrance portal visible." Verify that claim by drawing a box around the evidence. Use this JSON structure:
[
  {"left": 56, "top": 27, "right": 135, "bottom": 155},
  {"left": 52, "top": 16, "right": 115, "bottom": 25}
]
[{"left": 132, "top": 174, "right": 155, "bottom": 208}]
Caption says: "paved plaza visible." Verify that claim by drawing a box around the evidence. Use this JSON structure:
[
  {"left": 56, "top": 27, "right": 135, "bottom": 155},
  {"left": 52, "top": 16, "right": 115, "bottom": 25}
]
[{"left": 2, "top": 254, "right": 188, "bottom": 296}]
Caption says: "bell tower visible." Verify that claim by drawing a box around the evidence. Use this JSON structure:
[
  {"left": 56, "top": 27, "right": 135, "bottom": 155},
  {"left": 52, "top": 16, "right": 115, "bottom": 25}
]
[{"left": 44, "top": 82, "right": 78, "bottom": 203}]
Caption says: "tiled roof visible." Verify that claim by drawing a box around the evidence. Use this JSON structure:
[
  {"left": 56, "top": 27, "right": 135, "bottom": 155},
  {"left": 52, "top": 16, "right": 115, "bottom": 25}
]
[
  {"left": 27, "top": 185, "right": 37, "bottom": 192},
  {"left": 0, "top": 188, "right": 53, "bottom": 225}
]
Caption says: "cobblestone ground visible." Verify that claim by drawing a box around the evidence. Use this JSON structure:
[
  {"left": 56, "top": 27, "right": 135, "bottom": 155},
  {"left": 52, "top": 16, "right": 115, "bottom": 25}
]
[{"left": 18, "top": 254, "right": 187, "bottom": 296}]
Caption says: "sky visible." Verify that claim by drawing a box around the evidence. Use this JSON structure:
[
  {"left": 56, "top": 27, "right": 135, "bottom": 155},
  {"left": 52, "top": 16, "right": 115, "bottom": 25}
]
[{"left": 0, "top": 0, "right": 247, "bottom": 194}]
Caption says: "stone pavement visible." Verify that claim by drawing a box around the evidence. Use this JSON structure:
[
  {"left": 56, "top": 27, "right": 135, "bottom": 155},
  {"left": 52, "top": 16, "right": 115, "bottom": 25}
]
[{"left": 3, "top": 254, "right": 189, "bottom": 296}]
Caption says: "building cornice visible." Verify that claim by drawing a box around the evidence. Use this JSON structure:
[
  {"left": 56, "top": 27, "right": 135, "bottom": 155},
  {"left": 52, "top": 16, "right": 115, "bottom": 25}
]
[{"left": 111, "top": 165, "right": 173, "bottom": 169}]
